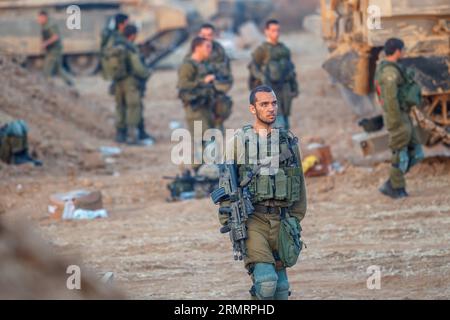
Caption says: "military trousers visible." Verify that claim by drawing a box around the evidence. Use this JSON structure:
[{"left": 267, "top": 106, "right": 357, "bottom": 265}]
[
  {"left": 43, "top": 50, "right": 73, "bottom": 86},
  {"left": 244, "top": 211, "right": 283, "bottom": 269},
  {"left": 389, "top": 142, "right": 423, "bottom": 189},
  {"left": 389, "top": 125, "right": 423, "bottom": 189},
  {"left": 114, "top": 78, "right": 143, "bottom": 130},
  {"left": 184, "top": 105, "right": 214, "bottom": 171}
]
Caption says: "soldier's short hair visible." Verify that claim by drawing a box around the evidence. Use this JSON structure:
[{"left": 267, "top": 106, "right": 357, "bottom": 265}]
[
  {"left": 115, "top": 13, "right": 129, "bottom": 29},
  {"left": 249, "top": 85, "right": 274, "bottom": 105},
  {"left": 38, "top": 10, "right": 48, "bottom": 17},
  {"left": 200, "top": 23, "right": 216, "bottom": 32},
  {"left": 384, "top": 38, "right": 405, "bottom": 56},
  {"left": 191, "top": 36, "right": 208, "bottom": 53},
  {"left": 265, "top": 19, "right": 280, "bottom": 29},
  {"left": 124, "top": 24, "right": 138, "bottom": 38}
]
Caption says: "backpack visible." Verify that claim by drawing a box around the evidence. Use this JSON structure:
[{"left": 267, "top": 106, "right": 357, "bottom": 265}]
[
  {"left": 102, "top": 42, "right": 129, "bottom": 81},
  {"left": 377, "top": 61, "right": 422, "bottom": 111},
  {"left": 248, "top": 43, "right": 295, "bottom": 89}
]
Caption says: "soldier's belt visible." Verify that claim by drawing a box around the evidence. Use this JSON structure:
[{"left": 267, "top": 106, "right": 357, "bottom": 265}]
[{"left": 253, "top": 205, "right": 288, "bottom": 215}]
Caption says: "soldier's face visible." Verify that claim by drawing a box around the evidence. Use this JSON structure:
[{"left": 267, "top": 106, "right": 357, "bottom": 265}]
[
  {"left": 37, "top": 14, "right": 47, "bottom": 25},
  {"left": 250, "top": 91, "right": 278, "bottom": 125},
  {"left": 265, "top": 24, "right": 280, "bottom": 42},
  {"left": 200, "top": 41, "right": 213, "bottom": 59},
  {"left": 199, "top": 28, "right": 214, "bottom": 41}
]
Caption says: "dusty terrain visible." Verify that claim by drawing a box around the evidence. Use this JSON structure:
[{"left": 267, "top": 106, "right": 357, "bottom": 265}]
[{"left": 1, "top": 31, "right": 449, "bottom": 299}]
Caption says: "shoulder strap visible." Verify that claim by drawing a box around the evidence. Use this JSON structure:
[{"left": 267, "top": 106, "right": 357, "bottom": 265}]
[{"left": 378, "top": 61, "right": 405, "bottom": 80}]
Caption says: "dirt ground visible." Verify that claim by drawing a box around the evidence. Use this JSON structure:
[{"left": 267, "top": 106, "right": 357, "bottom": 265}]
[{"left": 1, "top": 31, "right": 449, "bottom": 300}]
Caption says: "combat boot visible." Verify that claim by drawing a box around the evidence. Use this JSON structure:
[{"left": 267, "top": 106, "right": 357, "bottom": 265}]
[
  {"left": 138, "top": 122, "right": 155, "bottom": 146},
  {"left": 115, "top": 128, "right": 127, "bottom": 144},
  {"left": 127, "top": 127, "right": 152, "bottom": 146},
  {"left": 379, "top": 180, "right": 402, "bottom": 199},
  {"left": 126, "top": 127, "right": 140, "bottom": 146},
  {"left": 12, "top": 150, "right": 42, "bottom": 166},
  {"left": 397, "top": 188, "right": 409, "bottom": 198}
]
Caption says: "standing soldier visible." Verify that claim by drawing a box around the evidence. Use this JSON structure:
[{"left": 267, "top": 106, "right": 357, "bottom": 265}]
[
  {"left": 102, "top": 14, "right": 153, "bottom": 144},
  {"left": 112, "top": 24, "right": 153, "bottom": 145},
  {"left": 248, "top": 19, "right": 299, "bottom": 130},
  {"left": 214, "top": 85, "right": 307, "bottom": 300},
  {"left": 198, "top": 23, "right": 233, "bottom": 131},
  {"left": 177, "top": 37, "right": 215, "bottom": 171},
  {"left": 37, "top": 11, "right": 74, "bottom": 86},
  {"left": 375, "top": 38, "right": 424, "bottom": 198}
]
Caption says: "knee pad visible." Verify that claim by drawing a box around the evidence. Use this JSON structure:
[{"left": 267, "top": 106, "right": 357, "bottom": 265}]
[
  {"left": 252, "top": 263, "right": 278, "bottom": 300},
  {"left": 274, "top": 268, "right": 290, "bottom": 300}
]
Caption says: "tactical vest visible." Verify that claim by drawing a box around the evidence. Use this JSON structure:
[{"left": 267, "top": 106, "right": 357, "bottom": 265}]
[
  {"left": 102, "top": 38, "right": 133, "bottom": 81},
  {"left": 262, "top": 43, "right": 295, "bottom": 85},
  {"left": 237, "top": 125, "right": 302, "bottom": 206},
  {"left": 178, "top": 59, "right": 215, "bottom": 107},
  {"left": 375, "top": 61, "right": 422, "bottom": 112}
]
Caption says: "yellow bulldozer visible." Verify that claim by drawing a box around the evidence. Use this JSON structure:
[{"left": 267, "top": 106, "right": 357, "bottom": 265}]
[
  {"left": 0, "top": 0, "right": 202, "bottom": 75},
  {"left": 320, "top": 0, "right": 450, "bottom": 151}
]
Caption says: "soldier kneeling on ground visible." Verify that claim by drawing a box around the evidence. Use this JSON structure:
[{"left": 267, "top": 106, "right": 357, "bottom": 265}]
[{"left": 0, "top": 117, "right": 42, "bottom": 167}]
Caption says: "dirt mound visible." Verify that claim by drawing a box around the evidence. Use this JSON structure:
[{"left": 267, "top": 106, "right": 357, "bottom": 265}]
[
  {"left": 0, "top": 217, "right": 124, "bottom": 299},
  {"left": 0, "top": 54, "right": 114, "bottom": 172}
]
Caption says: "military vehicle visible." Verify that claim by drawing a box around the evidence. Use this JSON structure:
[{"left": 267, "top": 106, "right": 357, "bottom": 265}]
[
  {"left": 0, "top": 0, "right": 202, "bottom": 75},
  {"left": 320, "top": 0, "right": 450, "bottom": 148},
  {"left": 184, "top": 0, "right": 274, "bottom": 32}
]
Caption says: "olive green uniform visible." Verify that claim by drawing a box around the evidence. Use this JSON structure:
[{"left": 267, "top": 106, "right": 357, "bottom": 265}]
[
  {"left": 114, "top": 40, "right": 150, "bottom": 133},
  {"left": 184, "top": 41, "right": 233, "bottom": 132},
  {"left": 249, "top": 42, "right": 299, "bottom": 129},
  {"left": 218, "top": 125, "right": 307, "bottom": 299},
  {"left": 209, "top": 41, "right": 233, "bottom": 132},
  {"left": 375, "top": 60, "right": 423, "bottom": 189},
  {"left": 41, "top": 21, "right": 73, "bottom": 86},
  {"left": 177, "top": 58, "right": 215, "bottom": 169}
]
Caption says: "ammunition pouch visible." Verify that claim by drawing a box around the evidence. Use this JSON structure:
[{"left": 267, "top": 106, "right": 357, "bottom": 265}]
[
  {"left": 243, "top": 166, "right": 302, "bottom": 204},
  {"left": 179, "top": 88, "right": 212, "bottom": 110},
  {"left": 278, "top": 213, "right": 302, "bottom": 268}
]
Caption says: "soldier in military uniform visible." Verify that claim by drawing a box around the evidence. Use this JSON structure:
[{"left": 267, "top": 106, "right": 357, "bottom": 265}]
[
  {"left": 0, "top": 114, "right": 42, "bottom": 166},
  {"left": 37, "top": 11, "right": 73, "bottom": 86},
  {"left": 113, "top": 24, "right": 153, "bottom": 145},
  {"left": 375, "top": 38, "right": 424, "bottom": 198},
  {"left": 177, "top": 37, "right": 216, "bottom": 171},
  {"left": 248, "top": 19, "right": 299, "bottom": 130},
  {"left": 198, "top": 23, "right": 233, "bottom": 131},
  {"left": 217, "top": 85, "right": 307, "bottom": 300},
  {"left": 101, "top": 14, "right": 153, "bottom": 144}
]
